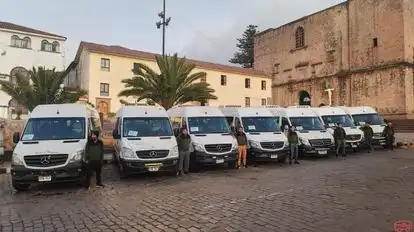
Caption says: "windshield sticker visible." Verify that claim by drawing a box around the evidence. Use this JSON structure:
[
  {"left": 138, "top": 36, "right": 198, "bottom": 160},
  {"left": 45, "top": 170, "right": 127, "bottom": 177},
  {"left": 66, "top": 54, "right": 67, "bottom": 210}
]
[
  {"left": 296, "top": 126, "right": 304, "bottom": 130},
  {"left": 190, "top": 127, "right": 199, "bottom": 132},
  {"left": 328, "top": 123, "right": 336, "bottom": 127},
  {"left": 22, "top": 134, "right": 34, "bottom": 140},
  {"left": 359, "top": 121, "right": 366, "bottom": 125},
  {"left": 127, "top": 130, "right": 138, "bottom": 136},
  {"left": 248, "top": 125, "right": 256, "bottom": 130}
]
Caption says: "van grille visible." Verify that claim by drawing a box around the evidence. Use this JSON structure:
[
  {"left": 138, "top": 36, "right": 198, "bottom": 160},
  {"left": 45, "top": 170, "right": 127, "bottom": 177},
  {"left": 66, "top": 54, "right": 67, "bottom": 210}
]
[
  {"left": 346, "top": 134, "right": 362, "bottom": 141},
  {"left": 136, "top": 150, "right": 169, "bottom": 159},
  {"left": 24, "top": 154, "right": 68, "bottom": 167},
  {"left": 260, "top": 141, "right": 284, "bottom": 149},
  {"left": 309, "top": 139, "right": 332, "bottom": 147},
  {"left": 204, "top": 144, "right": 232, "bottom": 153}
]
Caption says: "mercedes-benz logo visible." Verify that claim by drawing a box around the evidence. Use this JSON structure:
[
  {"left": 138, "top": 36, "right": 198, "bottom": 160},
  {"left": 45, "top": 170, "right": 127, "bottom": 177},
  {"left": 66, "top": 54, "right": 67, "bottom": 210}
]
[
  {"left": 40, "top": 155, "right": 51, "bottom": 165},
  {"left": 149, "top": 151, "right": 157, "bottom": 157},
  {"left": 216, "top": 145, "right": 222, "bottom": 152},
  {"left": 271, "top": 143, "right": 276, "bottom": 148}
]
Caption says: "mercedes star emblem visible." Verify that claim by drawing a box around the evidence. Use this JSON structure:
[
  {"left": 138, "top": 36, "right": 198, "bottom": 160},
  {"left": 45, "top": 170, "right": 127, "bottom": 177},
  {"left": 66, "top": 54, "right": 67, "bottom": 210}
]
[
  {"left": 149, "top": 151, "right": 157, "bottom": 157},
  {"left": 216, "top": 145, "right": 222, "bottom": 152},
  {"left": 40, "top": 155, "right": 51, "bottom": 165},
  {"left": 271, "top": 143, "right": 276, "bottom": 148}
]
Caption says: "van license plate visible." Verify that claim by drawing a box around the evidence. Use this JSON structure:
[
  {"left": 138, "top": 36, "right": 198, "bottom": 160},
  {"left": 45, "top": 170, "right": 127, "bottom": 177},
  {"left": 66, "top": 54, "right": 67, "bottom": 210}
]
[
  {"left": 38, "top": 176, "right": 52, "bottom": 182},
  {"left": 318, "top": 150, "right": 327, "bottom": 155},
  {"left": 148, "top": 166, "right": 160, "bottom": 172},
  {"left": 216, "top": 159, "right": 224, "bottom": 164},
  {"left": 270, "top": 154, "right": 278, "bottom": 159},
  {"left": 351, "top": 144, "right": 357, "bottom": 148}
]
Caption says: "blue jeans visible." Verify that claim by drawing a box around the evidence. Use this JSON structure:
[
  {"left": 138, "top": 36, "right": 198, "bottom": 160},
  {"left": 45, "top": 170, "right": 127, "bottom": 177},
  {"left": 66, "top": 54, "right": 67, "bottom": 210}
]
[{"left": 289, "top": 144, "right": 298, "bottom": 161}]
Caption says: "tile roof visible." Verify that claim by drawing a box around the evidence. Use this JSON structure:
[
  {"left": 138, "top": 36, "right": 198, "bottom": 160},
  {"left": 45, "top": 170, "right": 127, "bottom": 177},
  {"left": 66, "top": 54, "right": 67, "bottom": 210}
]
[
  {"left": 0, "top": 21, "right": 66, "bottom": 39},
  {"left": 79, "top": 41, "right": 270, "bottom": 78}
]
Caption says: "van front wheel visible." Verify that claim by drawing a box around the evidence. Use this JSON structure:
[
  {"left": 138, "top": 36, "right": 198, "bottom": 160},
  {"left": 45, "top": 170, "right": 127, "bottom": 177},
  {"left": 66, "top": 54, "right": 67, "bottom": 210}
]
[{"left": 12, "top": 182, "right": 30, "bottom": 191}]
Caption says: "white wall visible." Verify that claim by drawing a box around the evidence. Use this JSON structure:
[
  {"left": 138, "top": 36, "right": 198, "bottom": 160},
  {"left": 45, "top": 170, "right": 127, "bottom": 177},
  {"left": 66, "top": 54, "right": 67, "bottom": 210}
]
[{"left": 0, "top": 28, "right": 66, "bottom": 118}]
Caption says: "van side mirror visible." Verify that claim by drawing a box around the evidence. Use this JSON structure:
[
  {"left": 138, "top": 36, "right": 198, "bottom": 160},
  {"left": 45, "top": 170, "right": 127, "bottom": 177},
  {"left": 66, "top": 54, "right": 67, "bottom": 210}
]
[
  {"left": 13, "top": 132, "right": 20, "bottom": 144},
  {"left": 112, "top": 129, "right": 120, "bottom": 139}
]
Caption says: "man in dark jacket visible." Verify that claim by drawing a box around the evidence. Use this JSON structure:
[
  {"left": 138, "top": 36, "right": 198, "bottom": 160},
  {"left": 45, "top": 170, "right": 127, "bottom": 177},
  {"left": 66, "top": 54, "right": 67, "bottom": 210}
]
[
  {"left": 333, "top": 123, "right": 346, "bottom": 157},
  {"left": 360, "top": 122, "right": 374, "bottom": 153},
  {"left": 287, "top": 126, "right": 299, "bottom": 164},
  {"left": 176, "top": 128, "right": 191, "bottom": 175},
  {"left": 383, "top": 121, "right": 395, "bottom": 151},
  {"left": 85, "top": 130, "right": 104, "bottom": 189},
  {"left": 235, "top": 127, "right": 248, "bottom": 168}
]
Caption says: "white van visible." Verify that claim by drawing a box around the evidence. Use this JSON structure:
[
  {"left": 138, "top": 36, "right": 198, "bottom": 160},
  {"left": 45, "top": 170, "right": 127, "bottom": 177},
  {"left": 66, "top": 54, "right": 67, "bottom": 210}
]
[
  {"left": 112, "top": 106, "right": 179, "bottom": 177},
  {"left": 220, "top": 106, "right": 288, "bottom": 162},
  {"left": 167, "top": 106, "right": 238, "bottom": 170},
  {"left": 340, "top": 106, "right": 387, "bottom": 146},
  {"left": 270, "top": 106, "right": 334, "bottom": 156},
  {"left": 312, "top": 106, "right": 364, "bottom": 151},
  {"left": 11, "top": 104, "right": 101, "bottom": 191}
]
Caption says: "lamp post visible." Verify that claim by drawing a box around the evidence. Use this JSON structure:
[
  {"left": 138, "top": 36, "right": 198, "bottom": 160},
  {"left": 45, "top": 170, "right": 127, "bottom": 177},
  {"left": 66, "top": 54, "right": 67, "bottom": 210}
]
[{"left": 156, "top": 0, "right": 171, "bottom": 57}]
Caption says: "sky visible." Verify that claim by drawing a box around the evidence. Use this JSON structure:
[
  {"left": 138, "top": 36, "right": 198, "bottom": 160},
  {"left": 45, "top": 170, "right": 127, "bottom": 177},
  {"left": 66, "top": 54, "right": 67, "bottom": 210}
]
[{"left": 1, "top": 0, "right": 344, "bottom": 67}]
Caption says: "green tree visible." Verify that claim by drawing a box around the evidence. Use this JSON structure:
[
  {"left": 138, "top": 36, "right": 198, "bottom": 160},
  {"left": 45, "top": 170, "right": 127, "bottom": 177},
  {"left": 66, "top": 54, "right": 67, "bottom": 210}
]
[
  {"left": 0, "top": 67, "right": 87, "bottom": 111},
  {"left": 118, "top": 54, "right": 217, "bottom": 109},
  {"left": 229, "top": 25, "right": 258, "bottom": 68}
]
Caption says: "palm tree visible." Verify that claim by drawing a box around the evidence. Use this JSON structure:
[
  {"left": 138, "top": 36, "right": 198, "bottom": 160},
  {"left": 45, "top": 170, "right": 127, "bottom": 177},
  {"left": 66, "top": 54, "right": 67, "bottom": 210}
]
[
  {"left": 118, "top": 54, "right": 217, "bottom": 109},
  {"left": 0, "top": 67, "right": 87, "bottom": 111}
]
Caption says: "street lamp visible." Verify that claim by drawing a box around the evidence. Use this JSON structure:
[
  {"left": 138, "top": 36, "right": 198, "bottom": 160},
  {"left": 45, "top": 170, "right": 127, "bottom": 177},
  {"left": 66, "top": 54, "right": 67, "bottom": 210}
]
[{"left": 156, "top": 0, "right": 171, "bottom": 57}]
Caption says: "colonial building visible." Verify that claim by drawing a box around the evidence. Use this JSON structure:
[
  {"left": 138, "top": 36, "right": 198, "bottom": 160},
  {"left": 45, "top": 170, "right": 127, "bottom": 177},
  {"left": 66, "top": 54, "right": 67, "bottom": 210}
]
[
  {"left": 64, "top": 41, "right": 272, "bottom": 114},
  {"left": 0, "top": 21, "right": 66, "bottom": 119},
  {"left": 254, "top": 0, "right": 414, "bottom": 119}
]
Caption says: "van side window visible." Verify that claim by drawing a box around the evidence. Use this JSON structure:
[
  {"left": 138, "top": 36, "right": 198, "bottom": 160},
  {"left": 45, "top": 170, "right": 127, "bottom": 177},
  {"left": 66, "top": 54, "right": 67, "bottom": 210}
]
[
  {"left": 225, "top": 116, "right": 234, "bottom": 126},
  {"left": 235, "top": 117, "right": 242, "bottom": 129},
  {"left": 281, "top": 117, "right": 290, "bottom": 130}
]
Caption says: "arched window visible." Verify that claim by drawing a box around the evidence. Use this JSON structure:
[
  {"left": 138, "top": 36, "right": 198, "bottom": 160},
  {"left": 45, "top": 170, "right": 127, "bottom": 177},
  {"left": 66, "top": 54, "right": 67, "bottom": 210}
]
[
  {"left": 10, "top": 67, "right": 29, "bottom": 85},
  {"left": 41, "top": 40, "right": 53, "bottom": 52},
  {"left": 52, "top": 41, "right": 60, "bottom": 52},
  {"left": 23, "top": 37, "right": 31, "bottom": 49},
  {"left": 11, "top": 35, "right": 19, "bottom": 47},
  {"left": 295, "top": 27, "right": 305, "bottom": 48}
]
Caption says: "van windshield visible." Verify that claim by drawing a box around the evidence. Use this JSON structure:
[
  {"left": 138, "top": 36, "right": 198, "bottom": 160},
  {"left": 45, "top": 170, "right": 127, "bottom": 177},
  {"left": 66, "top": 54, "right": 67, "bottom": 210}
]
[
  {"left": 187, "top": 117, "right": 230, "bottom": 134},
  {"left": 123, "top": 117, "right": 173, "bottom": 137},
  {"left": 321, "top": 114, "right": 354, "bottom": 127},
  {"left": 21, "top": 117, "right": 85, "bottom": 141},
  {"left": 241, "top": 117, "right": 280, "bottom": 132},
  {"left": 290, "top": 117, "right": 325, "bottom": 131},
  {"left": 352, "top": 113, "right": 384, "bottom": 125}
]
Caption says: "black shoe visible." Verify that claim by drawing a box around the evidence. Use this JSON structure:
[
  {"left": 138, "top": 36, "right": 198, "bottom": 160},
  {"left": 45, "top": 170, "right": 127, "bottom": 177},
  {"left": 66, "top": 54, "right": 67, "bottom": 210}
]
[
  {"left": 294, "top": 161, "right": 300, "bottom": 164},
  {"left": 335, "top": 154, "right": 338, "bottom": 158},
  {"left": 96, "top": 183, "right": 104, "bottom": 188},
  {"left": 184, "top": 171, "right": 190, "bottom": 175}
]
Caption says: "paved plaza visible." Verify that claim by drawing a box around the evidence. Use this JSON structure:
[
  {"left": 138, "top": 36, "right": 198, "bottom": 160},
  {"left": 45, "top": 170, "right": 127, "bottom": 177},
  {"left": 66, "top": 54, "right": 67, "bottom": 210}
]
[{"left": 0, "top": 150, "right": 413, "bottom": 232}]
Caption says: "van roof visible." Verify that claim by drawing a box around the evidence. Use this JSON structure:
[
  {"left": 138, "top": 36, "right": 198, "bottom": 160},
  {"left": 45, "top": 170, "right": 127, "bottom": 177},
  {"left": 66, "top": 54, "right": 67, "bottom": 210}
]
[
  {"left": 167, "top": 106, "right": 225, "bottom": 117},
  {"left": 273, "top": 107, "right": 317, "bottom": 117},
  {"left": 29, "top": 104, "right": 94, "bottom": 118},
  {"left": 117, "top": 105, "right": 168, "bottom": 117},
  {"left": 311, "top": 106, "right": 347, "bottom": 116},
  {"left": 221, "top": 107, "right": 274, "bottom": 117},
  {"left": 339, "top": 106, "right": 377, "bottom": 114}
]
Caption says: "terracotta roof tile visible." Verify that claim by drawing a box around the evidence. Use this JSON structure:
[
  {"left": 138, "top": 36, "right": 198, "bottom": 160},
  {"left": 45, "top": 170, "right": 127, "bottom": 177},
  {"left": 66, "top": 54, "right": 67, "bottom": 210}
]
[
  {"left": 80, "top": 41, "right": 270, "bottom": 78},
  {"left": 0, "top": 21, "right": 66, "bottom": 39}
]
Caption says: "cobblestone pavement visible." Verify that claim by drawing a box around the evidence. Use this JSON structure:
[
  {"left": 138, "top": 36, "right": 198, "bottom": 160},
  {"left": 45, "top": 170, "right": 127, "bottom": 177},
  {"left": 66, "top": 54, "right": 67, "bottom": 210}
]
[{"left": 0, "top": 150, "right": 413, "bottom": 232}]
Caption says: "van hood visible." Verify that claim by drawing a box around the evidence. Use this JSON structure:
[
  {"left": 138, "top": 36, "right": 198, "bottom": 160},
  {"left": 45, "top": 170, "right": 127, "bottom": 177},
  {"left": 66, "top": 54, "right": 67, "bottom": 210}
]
[
  {"left": 297, "top": 130, "right": 333, "bottom": 140},
  {"left": 371, "top": 124, "right": 386, "bottom": 135},
  {"left": 326, "top": 127, "right": 363, "bottom": 136},
  {"left": 14, "top": 139, "right": 86, "bottom": 156},
  {"left": 122, "top": 136, "right": 177, "bottom": 150},
  {"left": 190, "top": 133, "right": 236, "bottom": 145},
  {"left": 247, "top": 132, "right": 287, "bottom": 143}
]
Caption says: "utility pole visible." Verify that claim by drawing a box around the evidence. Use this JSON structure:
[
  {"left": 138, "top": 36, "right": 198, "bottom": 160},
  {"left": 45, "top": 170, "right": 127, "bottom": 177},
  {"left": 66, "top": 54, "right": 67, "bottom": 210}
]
[{"left": 156, "top": 0, "right": 171, "bottom": 57}]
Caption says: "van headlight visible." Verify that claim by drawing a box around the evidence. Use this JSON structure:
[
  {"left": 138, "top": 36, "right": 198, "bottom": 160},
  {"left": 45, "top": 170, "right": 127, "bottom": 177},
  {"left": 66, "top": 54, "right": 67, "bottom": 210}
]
[
  {"left": 250, "top": 140, "right": 260, "bottom": 148},
  {"left": 169, "top": 145, "right": 179, "bottom": 157},
  {"left": 231, "top": 142, "right": 238, "bottom": 151},
  {"left": 299, "top": 138, "right": 309, "bottom": 146},
  {"left": 192, "top": 142, "right": 205, "bottom": 152},
  {"left": 12, "top": 153, "right": 24, "bottom": 165},
  {"left": 69, "top": 150, "right": 83, "bottom": 163},
  {"left": 121, "top": 147, "right": 137, "bottom": 160}
]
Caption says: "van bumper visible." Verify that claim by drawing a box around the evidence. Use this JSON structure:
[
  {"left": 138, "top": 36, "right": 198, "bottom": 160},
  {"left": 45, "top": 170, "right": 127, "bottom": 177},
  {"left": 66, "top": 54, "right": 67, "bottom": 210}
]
[
  {"left": 300, "top": 144, "right": 333, "bottom": 156},
  {"left": 120, "top": 157, "right": 178, "bottom": 174},
  {"left": 192, "top": 150, "right": 238, "bottom": 166},
  {"left": 11, "top": 162, "right": 85, "bottom": 185},
  {"left": 248, "top": 147, "right": 288, "bottom": 161},
  {"left": 372, "top": 137, "right": 386, "bottom": 146}
]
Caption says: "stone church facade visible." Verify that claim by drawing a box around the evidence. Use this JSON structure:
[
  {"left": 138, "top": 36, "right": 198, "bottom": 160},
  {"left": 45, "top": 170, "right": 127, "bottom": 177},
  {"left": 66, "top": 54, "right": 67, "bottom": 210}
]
[{"left": 254, "top": 0, "right": 414, "bottom": 119}]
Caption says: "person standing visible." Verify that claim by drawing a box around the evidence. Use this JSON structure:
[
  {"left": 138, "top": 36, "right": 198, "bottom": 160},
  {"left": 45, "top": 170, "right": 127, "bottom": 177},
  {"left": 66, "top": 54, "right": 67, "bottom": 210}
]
[
  {"left": 235, "top": 127, "right": 248, "bottom": 168},
  {"left": 360, "top": 122, "right": 374, "bottom": 153},
  {"left": 176, "top": 128, "right": 191, "bottom": 175},
  {"left": 383, "top": 121, "right": 395, "bottom": 151},
  {"left": 85, "top": 130, "right": 104, "bottom": 189},
  {"left": 334, "top": 123, "right": 347, "bottom": 157},
  {"left": 287, "top": 126, "right": 300, "bottom": 164}
]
